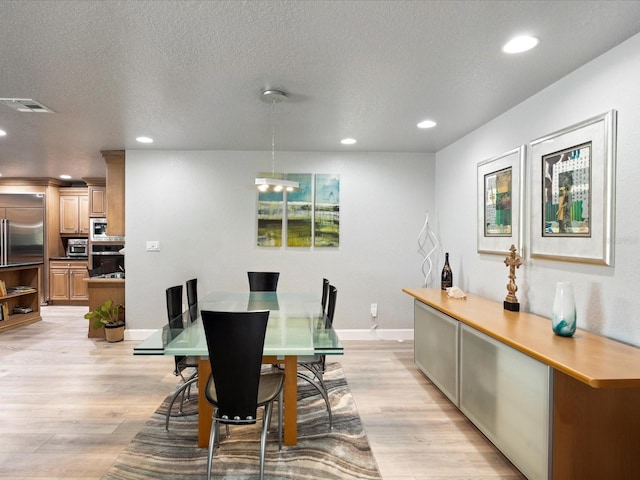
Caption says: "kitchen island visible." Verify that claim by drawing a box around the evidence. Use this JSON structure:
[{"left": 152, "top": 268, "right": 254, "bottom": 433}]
[{"left": 86, "top": 275, "right": 124, "bottom": 338}]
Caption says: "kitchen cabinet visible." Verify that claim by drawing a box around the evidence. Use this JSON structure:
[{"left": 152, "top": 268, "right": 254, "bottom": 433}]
[
  {"left": 88, "top": 184, "right": 106, "bottom": 217},
  {"left": 49, "top": 260, "right": 88, "bottom": 303},
  {"left": 101, "top": 150, "right": 125, "bottom": 236},
  {"left": 59, "top": 188, "right": 89, "bottom": 235},
  {"left": 0, "top": 264, "right": 42, "bottom": 333}
]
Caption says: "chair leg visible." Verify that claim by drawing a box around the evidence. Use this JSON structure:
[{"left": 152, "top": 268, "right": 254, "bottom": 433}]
[
  {"left": 164, "top": 376, "right": 199, "bottom": 431},
  {"left": 261, "top": 403, "right": 273, "bottom": 480},
  {"left": 278, "top": 390, "right": 283, "bottom": 451},
  {"left": 297, "top": 371, "right": 332, "bottom": 429},
  {"left": 207, "top": 413, "right": 219, "bottom": 480}
]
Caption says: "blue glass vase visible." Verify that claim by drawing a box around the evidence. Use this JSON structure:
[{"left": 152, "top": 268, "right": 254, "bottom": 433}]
[{"left": 552, "top": 281, "right": 576, "bottom": 337}]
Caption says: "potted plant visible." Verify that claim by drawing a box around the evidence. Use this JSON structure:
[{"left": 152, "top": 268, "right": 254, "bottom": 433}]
[{"left": 85, "top": 299, "right": 125, "bottom": 342}]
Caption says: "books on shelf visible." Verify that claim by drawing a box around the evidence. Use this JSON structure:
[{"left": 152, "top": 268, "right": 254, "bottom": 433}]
[
  {"left": 0, "top": 280, "right": 6, "bottom": 296},
  {"left": 5, "top": 285, "right": 36, "bottom": 295},
  {"left": 0, "top": 302, "right": 8, "bottom": 321}
]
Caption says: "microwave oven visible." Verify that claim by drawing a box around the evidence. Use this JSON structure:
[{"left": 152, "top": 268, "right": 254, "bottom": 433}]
[
  {"left": 66, "top": 238, "right": 88, "bottom": 257},
  {"left": 90, "top": 218, "right": 125, "bottom": 242}
]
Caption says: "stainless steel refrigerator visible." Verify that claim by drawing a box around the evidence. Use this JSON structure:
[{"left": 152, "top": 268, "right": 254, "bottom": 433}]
[{"left": 0, "top": 193, "right": 45, "bottom": 265}]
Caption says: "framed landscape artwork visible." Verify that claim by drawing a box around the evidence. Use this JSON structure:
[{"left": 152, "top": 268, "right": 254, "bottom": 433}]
[
  {"left": 286, "top": 173, "right": 312, "bottom": 247},
  {"left": 529, "top": 110, "right": 617, "bottom": 265},
  {"left": 477, "top": 146, "right": 525, "bottom": 254},
  {"left": 314, "top": 174, "right": 340, "bottom": 247}
]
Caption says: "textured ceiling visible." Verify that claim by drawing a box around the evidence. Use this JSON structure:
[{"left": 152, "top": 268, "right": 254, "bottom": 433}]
[{"left": 1, "top": 0, "right": 640, "bottom": 181}]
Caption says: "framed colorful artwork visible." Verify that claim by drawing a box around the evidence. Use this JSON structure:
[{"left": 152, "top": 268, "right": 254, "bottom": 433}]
[
  {"left": 477, "top": 146, "right": 525, "bottom": 254},
  {"left": 529, "top": 110, "right": 617, "bottom": 265}
]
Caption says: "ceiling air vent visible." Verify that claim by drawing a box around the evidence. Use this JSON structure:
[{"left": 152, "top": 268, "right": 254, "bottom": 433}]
[{"left": 0, "top": 98, "right": 54, "bottom": 113}]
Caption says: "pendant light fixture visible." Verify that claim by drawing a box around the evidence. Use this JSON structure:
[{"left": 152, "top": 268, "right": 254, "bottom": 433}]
[{"left": 254, "top": 89, "right": 299, "bottom": 192}]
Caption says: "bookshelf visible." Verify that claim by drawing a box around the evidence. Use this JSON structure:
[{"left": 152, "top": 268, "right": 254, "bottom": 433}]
[{"left": 0, "top": 264, "right": 42, "bottom": 332}]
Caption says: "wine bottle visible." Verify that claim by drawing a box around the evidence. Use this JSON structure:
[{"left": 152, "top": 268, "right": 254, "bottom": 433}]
[{"left": 441, "top": 252, "right": 453, "bottom": 290}]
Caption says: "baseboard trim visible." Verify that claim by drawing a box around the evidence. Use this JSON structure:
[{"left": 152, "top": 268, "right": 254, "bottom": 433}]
[
  {"left": 335, "top": 329, "right": 414, "bottom": 341},
  {"left": 125, "top": 329, "right": 159, "bottom": 341}
]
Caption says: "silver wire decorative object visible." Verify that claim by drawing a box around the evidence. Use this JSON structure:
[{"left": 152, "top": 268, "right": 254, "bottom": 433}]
[{"left": 417, "top": 211, "right": 439, "bottom": 287}]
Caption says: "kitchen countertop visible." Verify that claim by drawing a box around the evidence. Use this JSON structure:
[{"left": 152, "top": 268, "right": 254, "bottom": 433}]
[{"left": 85, "top": 276, "right": 125, "bottom": 283}]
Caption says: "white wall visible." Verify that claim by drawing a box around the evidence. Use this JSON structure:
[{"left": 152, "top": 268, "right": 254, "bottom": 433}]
[
  {"left": 435, "top": 32, "right": 640, "bottom": 346},
  {"left": 125, "top": 150, "right": 435, "bottom": 334}
]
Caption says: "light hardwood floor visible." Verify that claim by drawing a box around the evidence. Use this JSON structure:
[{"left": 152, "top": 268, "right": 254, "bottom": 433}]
[{"left": 0, "top": 306, "right": 523, "bottom": 479}]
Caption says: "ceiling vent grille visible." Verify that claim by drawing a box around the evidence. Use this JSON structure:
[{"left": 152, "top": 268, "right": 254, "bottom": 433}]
[{"left": 0, "top": 98, "right": 54, "bottom": 113}]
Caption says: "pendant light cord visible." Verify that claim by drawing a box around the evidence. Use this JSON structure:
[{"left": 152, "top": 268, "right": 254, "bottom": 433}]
[{"left": 270, "top": 98, "right": 276, "bottom": 176}]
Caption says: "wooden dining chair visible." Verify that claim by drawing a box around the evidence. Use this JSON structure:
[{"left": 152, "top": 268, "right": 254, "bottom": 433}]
[
  {"left": 201, "top": 309, "right": 284, "bottom": 480},
  {"left": 247, "top": 271, "right": 280, "bottom": 292}
]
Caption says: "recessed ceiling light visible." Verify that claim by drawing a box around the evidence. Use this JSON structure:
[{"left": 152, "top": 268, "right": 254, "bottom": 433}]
[
  {"left": 502, "top": 35, "right": 539, "bottom": 54},
  {"left": 417, "top": 120, "right": 437, "bottom": 129},
  {"left": 136, "top": 136, "right": 154, "bottom": 143},
  {"left": 59, "top": 174, "right": 71, "bottom": 180},
  {"left": 0, "top": 129, "right": 6, "bottom": 136},
  {"left": 341, "top": 138, "right": 357, "bottom": 145}
]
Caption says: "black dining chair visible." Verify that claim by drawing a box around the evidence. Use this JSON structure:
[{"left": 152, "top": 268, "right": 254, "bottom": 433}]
[
  {"left": 164, "top": 285, "right": 199, "bottom": 431},
  {"left": 321, "top": 277, "right": 330, "bottom": 314},
  {"left": 297, "top": 284, "right": 338, "bottom": 429},
  {"left": 186, "top": 278, "right": 198, "bottom": 322},
  {"left": 248, "top": 271, "right": 280, "bottom": 292},
  {"left": 201, "top": 309, "right": 284, "bottom": 480}
]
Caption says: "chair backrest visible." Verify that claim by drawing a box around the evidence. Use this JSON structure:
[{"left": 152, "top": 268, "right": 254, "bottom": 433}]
[
  {"left": 326, "top": 285, "right": 338, "bottom": 327},
  {"left": 186, "top": 278, "right": 198, "bottom": 322},
  {"left": 247, "top": 271, "right": 280, "bottom": 292},
  {"left": 166, "top": 285, "right": 186, "bottom": 374},
  {"left": 201, "top": 310, "right": 270, "bottom": 422},
  {"left": 321, "top": 278, "right": 330, "bottom": 313},
  {"left": 166, "top": 285, "right": 184, "bottom": 330}
]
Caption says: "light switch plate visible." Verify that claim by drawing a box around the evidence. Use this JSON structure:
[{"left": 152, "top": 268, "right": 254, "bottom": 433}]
[{"left": 146, "top": 240, "right": 160, "bottom": 252}]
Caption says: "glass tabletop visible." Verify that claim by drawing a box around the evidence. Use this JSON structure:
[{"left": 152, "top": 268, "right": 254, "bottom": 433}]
[{"left": 134, "top": 291, "right": 343, "bottom": 357}]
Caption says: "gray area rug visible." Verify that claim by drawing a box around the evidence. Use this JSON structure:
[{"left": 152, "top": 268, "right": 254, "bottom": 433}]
[{"left": 103, "top": 363, "right": 381, "bottom": 479}]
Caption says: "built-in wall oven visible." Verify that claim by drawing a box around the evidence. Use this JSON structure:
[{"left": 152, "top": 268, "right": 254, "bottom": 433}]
[
  {"left": 90, "top": 218, "right": 124, "bottom": 243},
  {"left": 90, "top": 243, "right": 125, "bottom": 274}
]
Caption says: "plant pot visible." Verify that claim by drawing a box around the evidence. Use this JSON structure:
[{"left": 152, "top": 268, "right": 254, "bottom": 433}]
[{"left": 104, "top": 324, "right": 125, "bottom": 342}]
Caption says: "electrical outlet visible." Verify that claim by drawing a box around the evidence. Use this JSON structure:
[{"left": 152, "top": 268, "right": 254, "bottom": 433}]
[
  {"left": 146, "top": 240, "right": 160, "bottom": 252},
  {"left": 370, "top": 303, "right": 378, "bottom": 317}
]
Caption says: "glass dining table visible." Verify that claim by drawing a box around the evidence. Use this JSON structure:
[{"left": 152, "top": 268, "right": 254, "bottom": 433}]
[{"left": 134, "top": 291, "right": 343, "bottom": 447}]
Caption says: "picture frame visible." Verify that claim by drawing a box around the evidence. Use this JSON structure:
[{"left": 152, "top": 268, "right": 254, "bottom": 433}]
[
  {"left": 477, "top": 145, "right": 525, "bottom": 254},
  {"left": 529, "top": 110, "right": 617, "bottom": 265}
]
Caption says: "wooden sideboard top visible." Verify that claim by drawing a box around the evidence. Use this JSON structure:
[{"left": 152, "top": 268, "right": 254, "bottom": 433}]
[{"left": 404, "top": 287, "right": 640, "bottom": 388}]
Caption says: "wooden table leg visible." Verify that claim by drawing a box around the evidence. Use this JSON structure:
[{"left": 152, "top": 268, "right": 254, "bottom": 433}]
[
  {"left": 198, "top": 358, "right": 212, "bottom": 448},
  {"left": 196, "top": 355, "right": 298, "bottom": 448},
  {"left": 282, "top": 355, "right": 298, "bottom": 446}
]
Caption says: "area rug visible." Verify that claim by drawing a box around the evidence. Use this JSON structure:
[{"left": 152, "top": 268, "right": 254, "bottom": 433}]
[{"left": 102, "top": 363, "right": 381, "bottom": 479}]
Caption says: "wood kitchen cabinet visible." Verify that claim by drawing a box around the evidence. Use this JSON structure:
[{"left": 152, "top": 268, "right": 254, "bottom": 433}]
[
  {"left": 59, "top": 188, "right": 89, "bottom": 235},
  {"left": 49, "top": 260, "right": 88, "bottom": 303},
  {"left": 87, "top": 182, "right": 106, "bottom": 217},
  {"left": 101, "top": 150, "right": 125, "bottom": 236},
  {"left": 0, "top": 264, "right": 42, "bottom": 333}
]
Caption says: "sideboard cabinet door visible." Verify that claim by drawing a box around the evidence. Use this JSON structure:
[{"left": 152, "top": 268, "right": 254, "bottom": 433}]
[
  {"left": 460, "top": 323, "right": 551, "bottom": 480},
  {"left": 414, "top": 300, "right": 459, "bottom": 405}
]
